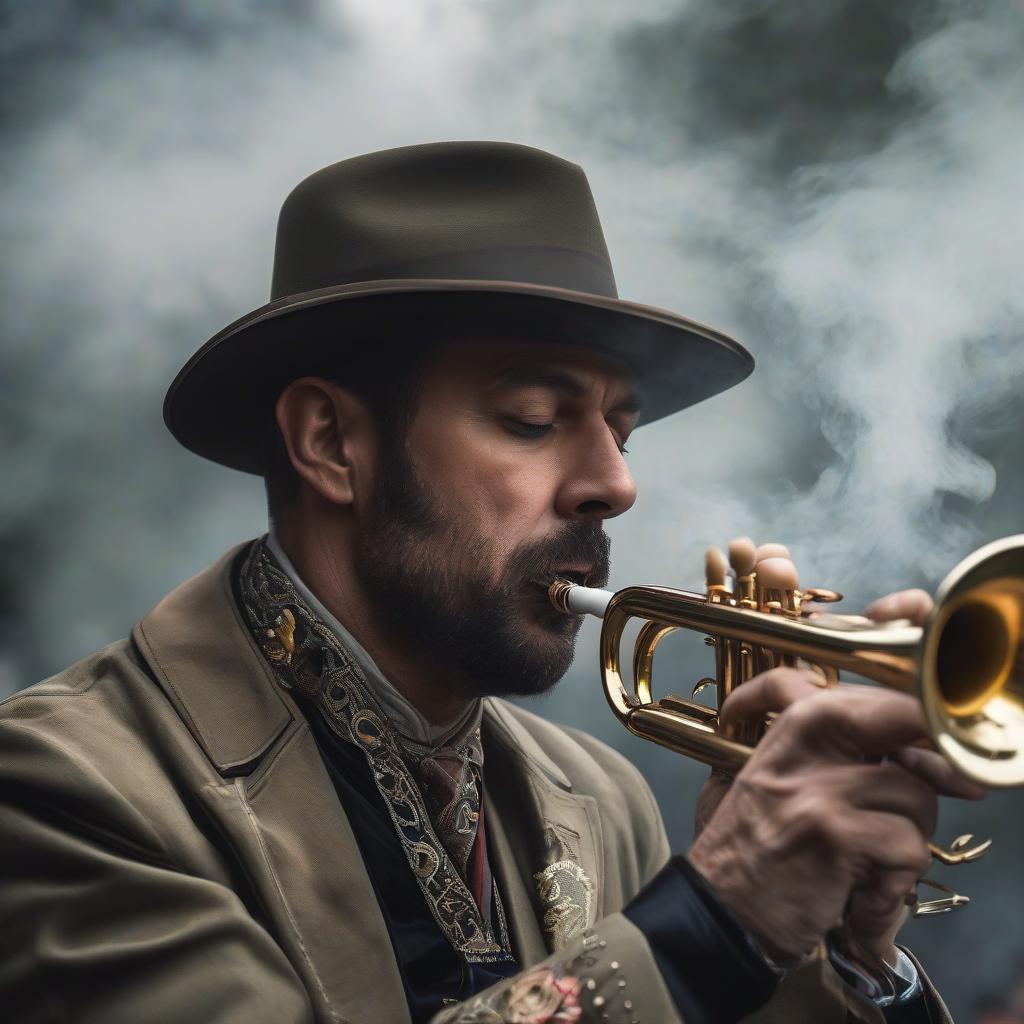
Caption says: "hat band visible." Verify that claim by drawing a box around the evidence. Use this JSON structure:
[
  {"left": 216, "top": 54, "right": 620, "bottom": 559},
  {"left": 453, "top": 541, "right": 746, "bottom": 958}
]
[{"left": 271, "top": 245, "right": 618, "bottom": 302}]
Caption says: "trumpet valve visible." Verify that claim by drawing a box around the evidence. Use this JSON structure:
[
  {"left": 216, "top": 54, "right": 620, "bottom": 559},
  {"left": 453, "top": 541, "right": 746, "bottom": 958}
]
[
  {"left": 755, "top": 556, "right": 801, "bottom": 617},
  {"left": 727, "top": 538, "right": 757, "bottom": 606},
  {"left": 705, "top": 546, "right": 732, "bottom": 604}
]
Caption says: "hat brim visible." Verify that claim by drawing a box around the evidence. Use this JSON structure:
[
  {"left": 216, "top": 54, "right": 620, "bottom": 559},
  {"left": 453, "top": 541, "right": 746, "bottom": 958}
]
[{"left": 164, "top": 278, "right": 754, "bottom": 474}]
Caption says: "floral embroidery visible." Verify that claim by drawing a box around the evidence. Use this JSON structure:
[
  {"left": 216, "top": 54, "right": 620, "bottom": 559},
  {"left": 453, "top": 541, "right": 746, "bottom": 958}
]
[
  {"left": 436, "top": 928, "right": 641, "bottom": 1023},
  {"left": 502, "top": 968, "right": 582, "bottom": 1022},
  {"left": 534, "top": 860, "right": 594, "bottom": 949},
  {"left": 444, "top": 967, "right": 582, "bottom": 1023}
]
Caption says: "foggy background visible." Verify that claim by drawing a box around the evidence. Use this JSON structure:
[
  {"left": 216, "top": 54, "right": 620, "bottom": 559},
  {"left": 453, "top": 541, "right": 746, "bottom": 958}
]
[{"left": 2, "top": 1, "right": 1022, "bottom": 1018}]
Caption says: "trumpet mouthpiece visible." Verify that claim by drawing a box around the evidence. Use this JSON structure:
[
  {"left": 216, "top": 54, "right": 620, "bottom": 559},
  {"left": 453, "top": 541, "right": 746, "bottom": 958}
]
[
  {"left": 705, "top": 546, "right": 728, "bottom": 586},
  {"left": 547, "top": 577, "right": 576, "bottom": 614},
  {"left": 547, "top": 577, "right": 613, "bottom": 619},
  {"left": 727, "top": 537, "right": 757, "bottom": 577}
]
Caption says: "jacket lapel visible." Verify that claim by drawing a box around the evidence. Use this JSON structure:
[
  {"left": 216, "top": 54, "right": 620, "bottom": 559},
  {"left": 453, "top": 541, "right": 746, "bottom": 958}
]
[
  {"left": 482, "top": 699, "right": 604, "bottom": 958},
  {"left": 134, "top": 543, "right": 410, "bottom": 1023}
]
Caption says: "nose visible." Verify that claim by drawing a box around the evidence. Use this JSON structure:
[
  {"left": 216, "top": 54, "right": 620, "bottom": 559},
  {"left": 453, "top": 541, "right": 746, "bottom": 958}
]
[{"left": 555, "top": 423, "right": 637, "bottom": 522}]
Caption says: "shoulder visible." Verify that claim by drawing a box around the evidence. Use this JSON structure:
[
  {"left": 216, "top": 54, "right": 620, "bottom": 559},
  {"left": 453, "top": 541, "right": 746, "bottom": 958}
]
[
  {"left": 0, "top": 638, "right": 215, "bottom": 867},
  {"left": 1, "top": 636, "right": 154, "bottom": 740}
]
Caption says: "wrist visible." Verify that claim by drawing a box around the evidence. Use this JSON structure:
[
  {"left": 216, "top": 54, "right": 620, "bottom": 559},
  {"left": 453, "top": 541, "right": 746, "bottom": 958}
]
[{"left": 687, "top": 845, "right": 814, "bottom": 969}]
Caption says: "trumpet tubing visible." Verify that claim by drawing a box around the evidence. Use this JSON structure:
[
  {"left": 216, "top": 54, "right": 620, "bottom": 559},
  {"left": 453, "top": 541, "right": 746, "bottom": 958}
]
[{"left": 549, "top": 534, "right": 1024, "bottom": 789}]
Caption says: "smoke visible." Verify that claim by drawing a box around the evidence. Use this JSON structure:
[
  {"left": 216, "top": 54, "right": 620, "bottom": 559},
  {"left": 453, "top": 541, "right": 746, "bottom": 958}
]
[
  {"left": 577, "top": 0, "right": 1024, "bottom": 601},
  {"left": 2, "top": 1, "right": 1023, "bottom": 1011},
  {"left": 4, "top": 0, "right": 1021, "bottom": 677}
]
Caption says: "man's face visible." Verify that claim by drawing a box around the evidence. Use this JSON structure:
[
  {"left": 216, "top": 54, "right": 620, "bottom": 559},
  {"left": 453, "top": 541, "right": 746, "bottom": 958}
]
[{"left": 354, "top": 339, "right": 639, "bottom": 700}]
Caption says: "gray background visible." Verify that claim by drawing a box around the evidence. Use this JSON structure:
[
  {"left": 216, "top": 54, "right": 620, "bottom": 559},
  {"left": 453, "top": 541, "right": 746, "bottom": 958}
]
[{"left": 2, "top": 1, "right": 1022, "bottom": 1019}]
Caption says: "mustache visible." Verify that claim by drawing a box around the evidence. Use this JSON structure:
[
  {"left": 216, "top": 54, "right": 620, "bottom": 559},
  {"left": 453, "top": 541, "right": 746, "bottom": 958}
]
[{"left": 510, "top": 522, "right": 611, "bottom": 591}]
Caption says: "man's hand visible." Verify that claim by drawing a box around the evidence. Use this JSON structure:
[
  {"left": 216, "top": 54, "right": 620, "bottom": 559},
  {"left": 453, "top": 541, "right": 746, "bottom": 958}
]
[{"left": 689, "top": 576, "right": 984, "bottom": 967}]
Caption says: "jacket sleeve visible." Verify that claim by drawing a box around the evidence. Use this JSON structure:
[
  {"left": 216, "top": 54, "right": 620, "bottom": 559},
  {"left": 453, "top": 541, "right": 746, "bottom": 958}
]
[
  {"left": 0, "top": 719, "right": 315, "bottom": 1024},
  {"left": 429, "top": 858, "right": 780, "bottom": 1024},
  {"left": 430, "top": 912, "right": 681, "bottom": 1024},
  {"left": 894, "top": 949, "right": 954, "bottom": 1024}
]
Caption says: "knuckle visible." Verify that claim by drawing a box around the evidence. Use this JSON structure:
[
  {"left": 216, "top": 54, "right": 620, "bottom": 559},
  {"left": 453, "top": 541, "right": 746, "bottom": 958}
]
[
  {"left": 784, "top": 793, "right": 844, "bottom": 846},
  {"left": 893, "top": 826, "right": 932, "bottom": 873},
  {"left": 779, "top": 686, "right": 837, "bottom": 734},
  {"left": 882, "top": 765, "right": 939, "bottom": 832}
]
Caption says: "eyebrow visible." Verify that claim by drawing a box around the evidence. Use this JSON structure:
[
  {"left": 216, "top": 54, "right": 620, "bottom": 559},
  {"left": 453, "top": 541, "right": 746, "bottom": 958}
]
[{"left": 492, "top": 366, "right": 642, "bottom": 415}]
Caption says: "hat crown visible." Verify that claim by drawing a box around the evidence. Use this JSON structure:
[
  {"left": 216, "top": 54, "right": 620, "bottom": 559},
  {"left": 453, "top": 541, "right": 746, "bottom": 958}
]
[{"left": 270, "top": 141, "right": 618, "bottom": 300}]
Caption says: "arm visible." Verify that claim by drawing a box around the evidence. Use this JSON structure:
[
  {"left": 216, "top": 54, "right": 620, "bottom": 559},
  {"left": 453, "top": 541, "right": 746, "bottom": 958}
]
[{"left": 0, "top": 727, "right": 314, "bottom": 1023}]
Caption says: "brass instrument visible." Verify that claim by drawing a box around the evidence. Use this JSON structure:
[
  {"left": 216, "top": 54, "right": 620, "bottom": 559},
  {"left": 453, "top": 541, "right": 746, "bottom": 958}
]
[{"left": 549, "top": 534, "right": 1024, "bottom": 914}]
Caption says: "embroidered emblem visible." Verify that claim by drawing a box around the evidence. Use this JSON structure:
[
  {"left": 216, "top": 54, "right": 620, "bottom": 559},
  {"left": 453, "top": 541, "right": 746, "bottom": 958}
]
[
  {"left": 261, "top": 607, "right": 296, "bottom": 664},
  {"left": 237, "top": 541, "right": 514, "bottom": 964},
  {"left": 534, "top": 860, "right": 595, "bottom": 950},
  {"left": 435, "top": 926, "right": 640, "bottom": 1023},
  {"left": 439, "top": 966, "right": 582, "bottom": 1023}
]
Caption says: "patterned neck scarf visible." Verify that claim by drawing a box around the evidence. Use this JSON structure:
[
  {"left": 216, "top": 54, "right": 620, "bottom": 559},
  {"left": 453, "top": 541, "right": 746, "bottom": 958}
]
[
  {"left": 402, "top": 727, "right": 492, "bottom": 918},
  {"left": 236, "top": 539, "right": 513, "bottom": 964}
]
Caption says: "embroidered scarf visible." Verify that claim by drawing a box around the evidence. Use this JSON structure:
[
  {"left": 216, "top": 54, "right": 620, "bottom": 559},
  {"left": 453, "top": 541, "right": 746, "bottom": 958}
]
[{"left": 236, "top": 540, "right": 514, "bottom": 964}]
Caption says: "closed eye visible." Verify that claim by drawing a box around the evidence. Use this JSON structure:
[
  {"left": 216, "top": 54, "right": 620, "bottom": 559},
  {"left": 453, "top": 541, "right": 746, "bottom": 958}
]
[{"left": 504, "top": 419, "right": 554, "bottom": 440}]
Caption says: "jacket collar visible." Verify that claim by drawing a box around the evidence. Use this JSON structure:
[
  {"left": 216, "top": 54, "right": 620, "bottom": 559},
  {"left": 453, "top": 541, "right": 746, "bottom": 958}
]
[{"left": 133, "top": 542, "right": 293, "bottom": 774}]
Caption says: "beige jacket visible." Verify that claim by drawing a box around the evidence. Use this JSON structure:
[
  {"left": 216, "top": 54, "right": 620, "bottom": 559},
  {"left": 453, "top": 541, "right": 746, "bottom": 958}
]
[{"left": 0, "top": 545, "right": 951, "bottom": 1023}]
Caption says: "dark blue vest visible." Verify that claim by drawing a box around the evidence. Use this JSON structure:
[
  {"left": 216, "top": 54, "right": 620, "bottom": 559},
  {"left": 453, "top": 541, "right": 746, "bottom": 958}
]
[{"left": 297, "top": 695, "right": 519, "bottom": 1023}]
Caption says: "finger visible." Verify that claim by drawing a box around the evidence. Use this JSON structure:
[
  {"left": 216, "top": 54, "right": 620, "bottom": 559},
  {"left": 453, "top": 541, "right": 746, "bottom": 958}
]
[
  {"left": 788, "top": 687, "right": 931, "bottom": 759},
  {"left": 695, "top": 769, "right": 733, "bottom": 836},
  {"left": 864, "top": 589, "right": 933, "bottom": 627},
  {"left": 718, "top": 667, "right": 822, "bottom": 728},
  {"left": 846, "top": 869, "right": 918, "bottom": 940},
  {"left": 724, "top": 674, "right": 932, "bottom": 758},
  {"left": 889, "top": 746, "right": 987, "bottom": 800},
  {"left": 797, "top": 763, "right": 939, "bottom": 839},
  {"left": 841, "top": 763, "right": 939, "bottom": 838},
  {"left": 840, "top": 811, "right": 932, "bottom": 876}
]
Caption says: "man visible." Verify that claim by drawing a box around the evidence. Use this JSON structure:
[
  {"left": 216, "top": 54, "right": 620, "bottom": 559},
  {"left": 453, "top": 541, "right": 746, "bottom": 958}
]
[{"left": 0, "top": 142, "right": 977, "bottom": 1023}]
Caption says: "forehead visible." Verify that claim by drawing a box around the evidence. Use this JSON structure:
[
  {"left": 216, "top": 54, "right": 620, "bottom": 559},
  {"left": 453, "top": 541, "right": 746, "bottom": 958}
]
[{"left": 424, "top": 338, "right": 639, "bottom": 402}]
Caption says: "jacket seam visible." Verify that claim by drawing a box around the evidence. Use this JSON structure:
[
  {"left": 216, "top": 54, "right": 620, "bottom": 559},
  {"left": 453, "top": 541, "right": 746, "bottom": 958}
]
[
  {"left": 230, "top": 776, "right": 344, "bottom": 1024},
  {"left": 243, "top": 719, "right": 308, "bottom": 800},
  {"left": 0, "top": 644, "right": 123, "bottom": 708}
]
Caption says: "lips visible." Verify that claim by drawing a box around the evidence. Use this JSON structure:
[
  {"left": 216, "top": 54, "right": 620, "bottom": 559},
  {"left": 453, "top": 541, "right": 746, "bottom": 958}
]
[{"left": 548, "top": 568, "right": 594, "bottom": 587}]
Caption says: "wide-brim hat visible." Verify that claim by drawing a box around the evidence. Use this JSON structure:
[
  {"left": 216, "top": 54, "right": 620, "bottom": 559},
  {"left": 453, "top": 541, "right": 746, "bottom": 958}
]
[{"left": 164, "top": 141, "right": 753, "bottom": 474}]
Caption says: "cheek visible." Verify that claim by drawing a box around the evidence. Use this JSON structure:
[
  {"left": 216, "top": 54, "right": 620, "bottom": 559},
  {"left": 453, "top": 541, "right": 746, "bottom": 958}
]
[{"left": 426, "top": 430, "right": 559, "bottom": 553}]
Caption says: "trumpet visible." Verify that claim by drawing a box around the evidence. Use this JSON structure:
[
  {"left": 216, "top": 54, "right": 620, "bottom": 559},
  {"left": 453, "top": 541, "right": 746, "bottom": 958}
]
[{"left": 549, "top": 534, "right": 1024, "bottom": 913}]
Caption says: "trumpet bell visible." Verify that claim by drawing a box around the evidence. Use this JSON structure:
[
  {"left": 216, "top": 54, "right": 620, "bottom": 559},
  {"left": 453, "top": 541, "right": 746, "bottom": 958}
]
[{"left": 922, "top": 535, "right": 1024, "bottom": 787}]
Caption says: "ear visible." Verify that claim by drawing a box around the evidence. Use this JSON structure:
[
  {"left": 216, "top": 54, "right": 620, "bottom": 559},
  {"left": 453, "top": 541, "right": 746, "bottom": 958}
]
[{"left": 274, "top": 377, "right": 375, "bottom": 507}]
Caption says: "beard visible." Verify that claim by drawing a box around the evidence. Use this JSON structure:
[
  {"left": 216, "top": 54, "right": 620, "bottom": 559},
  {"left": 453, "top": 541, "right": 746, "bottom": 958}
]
[{"left": 354, "top": 441, "right": 610, "bottom": 700}]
